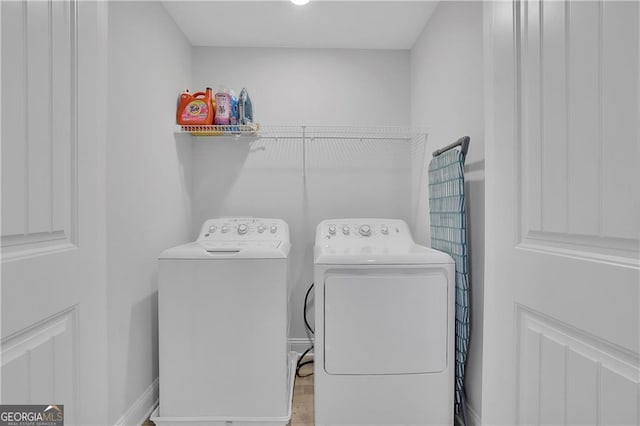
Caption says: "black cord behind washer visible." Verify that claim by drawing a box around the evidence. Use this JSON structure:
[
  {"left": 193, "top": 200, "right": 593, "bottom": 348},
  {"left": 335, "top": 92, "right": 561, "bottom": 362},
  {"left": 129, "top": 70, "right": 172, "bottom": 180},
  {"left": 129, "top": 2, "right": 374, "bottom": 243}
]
[{"left": 296, "top": 283, "right": 314, "bottom": 377}]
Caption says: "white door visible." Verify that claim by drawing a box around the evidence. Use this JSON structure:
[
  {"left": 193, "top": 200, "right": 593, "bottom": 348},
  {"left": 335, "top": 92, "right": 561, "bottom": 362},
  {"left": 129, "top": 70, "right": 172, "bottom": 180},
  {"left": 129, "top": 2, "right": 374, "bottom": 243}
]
[
  {"left": 483, "top": 1, "right": 639, "bottom": 424},
  {"left": 1, "top": 1, "right": 108, "bottom": 424}
]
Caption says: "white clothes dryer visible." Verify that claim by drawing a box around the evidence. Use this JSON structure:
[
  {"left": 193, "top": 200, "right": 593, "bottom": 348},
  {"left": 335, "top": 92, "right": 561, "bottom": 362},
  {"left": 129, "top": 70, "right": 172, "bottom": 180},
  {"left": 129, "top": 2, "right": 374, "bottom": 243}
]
[
  {"left": 314, "top": 219, "right": 455, "bottom": 426},
  {"left": 153, "top": 217, "right": 295, "bottom": 426}
]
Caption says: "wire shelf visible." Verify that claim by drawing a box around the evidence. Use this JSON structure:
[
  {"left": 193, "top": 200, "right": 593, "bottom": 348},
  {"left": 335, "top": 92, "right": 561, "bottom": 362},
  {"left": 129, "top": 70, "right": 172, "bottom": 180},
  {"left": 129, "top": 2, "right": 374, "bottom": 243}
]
[
  {"left": 175, "top": 124, "right": 429, "bottom": 191},
  {"left": 176, "top": 123, "right": 260, "bottom": 136},
  {"left": 176, "top": 125, "right": 427, "bottom": 140},
  {"left": 258, "top": 125, "right": 425, "bottom": 140}
]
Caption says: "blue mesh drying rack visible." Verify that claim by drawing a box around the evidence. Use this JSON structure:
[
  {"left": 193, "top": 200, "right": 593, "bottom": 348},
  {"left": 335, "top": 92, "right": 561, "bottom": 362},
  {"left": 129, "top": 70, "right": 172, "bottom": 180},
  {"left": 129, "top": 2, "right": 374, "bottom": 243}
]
[{"left": 428, "top": 136, "right": 471, "bottom": 426}]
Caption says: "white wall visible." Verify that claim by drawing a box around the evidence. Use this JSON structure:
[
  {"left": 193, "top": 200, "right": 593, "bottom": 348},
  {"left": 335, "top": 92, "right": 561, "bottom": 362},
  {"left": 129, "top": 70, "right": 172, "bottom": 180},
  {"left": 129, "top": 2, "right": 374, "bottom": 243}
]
[
  {"left": 193, "top": 47, "right": 410, "bottom": 126},
  {"left": 410, "top": 2, "right": 485, "bottom": 422},
  {"left": 191, "top": 48, "right": 412, "bottom": 341},
  {"left": 107, "top": 2, "right": 192, "bottom": 422}
]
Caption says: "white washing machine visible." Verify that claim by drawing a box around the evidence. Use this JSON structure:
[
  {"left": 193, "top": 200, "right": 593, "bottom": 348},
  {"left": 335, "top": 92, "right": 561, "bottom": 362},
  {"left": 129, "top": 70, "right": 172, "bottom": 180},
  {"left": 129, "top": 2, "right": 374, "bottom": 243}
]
[
  {"left": 152, "top": 217, "right": 296, "bottom": 426},
  {"left": 314, "top": 219, "right": 455, "bottom": 426}
]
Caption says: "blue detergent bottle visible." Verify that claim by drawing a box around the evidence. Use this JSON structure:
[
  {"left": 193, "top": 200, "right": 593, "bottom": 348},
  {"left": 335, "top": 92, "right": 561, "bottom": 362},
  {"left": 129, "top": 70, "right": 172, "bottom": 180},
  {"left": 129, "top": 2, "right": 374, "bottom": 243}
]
[{"left": 229, "top": 89, "right": 239, "bottom": 130}]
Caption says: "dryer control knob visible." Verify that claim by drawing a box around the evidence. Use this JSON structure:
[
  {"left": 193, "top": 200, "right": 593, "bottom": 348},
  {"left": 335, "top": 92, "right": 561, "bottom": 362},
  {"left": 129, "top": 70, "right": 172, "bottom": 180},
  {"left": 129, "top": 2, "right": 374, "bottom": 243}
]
[
  {"left": 208, "top": 225, "right": 217, "bottom": 233},
  {"left": 359, "top": 225, "right": 372, "bottom": 237},
  {"left": 342, "top": 226, "right": 350, "bottom": 235},
  {"left": 381, "top": 226, "right": 389, "bottom": 235},
  {"left": 257, "top": 225, "right": 266, "bottom": 233},
  {"left": 328, "top": 226, "right": 336, "bottom": 235},
  {"left": 221, "top": 225, "right": 229, "bottom": 233},
  {"left": 237, "top": 224, "right": 248, "bottom": 235},
  {"left": 270, "top": 225, "right": 278, "bottom": 234}
]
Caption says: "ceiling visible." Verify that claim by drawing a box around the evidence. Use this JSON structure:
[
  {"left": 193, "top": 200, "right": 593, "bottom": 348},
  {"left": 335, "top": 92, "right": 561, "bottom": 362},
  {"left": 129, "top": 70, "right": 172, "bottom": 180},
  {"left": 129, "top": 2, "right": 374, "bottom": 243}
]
[{"left": 162, "top": 1, "right": 439, "bottom": 49}]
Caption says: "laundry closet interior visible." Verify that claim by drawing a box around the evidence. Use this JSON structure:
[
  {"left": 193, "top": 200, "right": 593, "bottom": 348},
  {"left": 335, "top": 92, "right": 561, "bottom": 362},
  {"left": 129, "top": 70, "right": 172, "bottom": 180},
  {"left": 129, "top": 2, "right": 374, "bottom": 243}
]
[
  {"left": 2, "top": 0, "right": 639, "bottom": 425},
  {"left": 111, "top": 3, "right": 485, "bottom": 424}
]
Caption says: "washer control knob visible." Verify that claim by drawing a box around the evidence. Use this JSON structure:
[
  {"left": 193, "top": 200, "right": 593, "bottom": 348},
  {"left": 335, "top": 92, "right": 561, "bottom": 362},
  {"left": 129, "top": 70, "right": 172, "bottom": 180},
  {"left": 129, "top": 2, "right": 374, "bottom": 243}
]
[
  {"left": 328, "top": 226, "right": 336, "bottom": 235},
  {"left": 221, "top": 225, "right": 229, "bottom": 233},
  {"left": 237, "top": 224, "right": 248, "bottom": 235},
  {"left": 208, "top": 225, "right": 217, "bottom": 233},
  {"left": 342, "top": 226, "right": 350, "bottom": 235},
  {"left": 257, "top": 225, "right": 266, "bottom": 233},
  {"left": 270, "top": 225, "right": 278, "bottom": 234},
  {"left": 359, "top": 224, "right": 372, "bottom": 237},
  {"left": 381, "top": 226, "right": 389, "bottom": 235}
]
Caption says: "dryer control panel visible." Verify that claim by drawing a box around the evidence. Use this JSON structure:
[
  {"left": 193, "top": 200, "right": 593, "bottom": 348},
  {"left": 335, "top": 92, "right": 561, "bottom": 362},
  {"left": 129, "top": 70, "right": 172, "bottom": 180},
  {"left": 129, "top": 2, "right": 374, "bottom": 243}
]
[{"left": 315, "top": 218, "right": 414, "bottom": 253}]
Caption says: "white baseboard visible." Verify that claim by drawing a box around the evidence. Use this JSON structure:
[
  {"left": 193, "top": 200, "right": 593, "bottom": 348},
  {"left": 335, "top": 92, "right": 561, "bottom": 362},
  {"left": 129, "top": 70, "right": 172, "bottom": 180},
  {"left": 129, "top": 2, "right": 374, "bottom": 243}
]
[
  {"left": 288, "top": 337, "right": 314, "bottom": 355},
  {"left": 114, "top": 377, "right": 159, "bottom": 426},
  {"left": 465, "top": 402, "right": 481, "bottom": 426}
]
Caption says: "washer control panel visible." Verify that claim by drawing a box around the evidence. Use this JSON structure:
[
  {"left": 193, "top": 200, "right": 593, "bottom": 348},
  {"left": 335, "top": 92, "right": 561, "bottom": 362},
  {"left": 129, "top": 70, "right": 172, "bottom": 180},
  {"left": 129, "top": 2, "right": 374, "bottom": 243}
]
[
  {"left": 316, "top": 218, "right": 413, "bottom": 251},
  {"left": 198, "top": 217, "right": 289, "bottom": 246}
]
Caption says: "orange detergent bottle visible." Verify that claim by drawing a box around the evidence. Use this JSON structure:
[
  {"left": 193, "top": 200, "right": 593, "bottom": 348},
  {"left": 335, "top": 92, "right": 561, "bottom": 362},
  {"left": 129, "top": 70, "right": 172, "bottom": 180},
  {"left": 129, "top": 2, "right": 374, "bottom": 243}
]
[{"left": 177, "top": 87, "right": 215, "bottom": 125}]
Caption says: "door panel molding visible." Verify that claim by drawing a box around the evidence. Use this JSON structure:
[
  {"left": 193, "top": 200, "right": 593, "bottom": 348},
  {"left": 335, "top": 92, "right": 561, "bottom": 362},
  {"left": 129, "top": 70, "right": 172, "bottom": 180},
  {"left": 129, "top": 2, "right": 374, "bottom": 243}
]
[
  {"left": 518, "top": 231, "right": 639, "bottom": 268},
  {"left": 517, "top": 0, "right": 639, "bottom": 266},
  {"left": 1, "top": 0, "right": 78, "bottom": 260},
  {"left": 1, "top": 307, "right": 78, "bottom": 424},
  {"left": 517, "top": 306, "right": 640, "bottom": 425}
]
